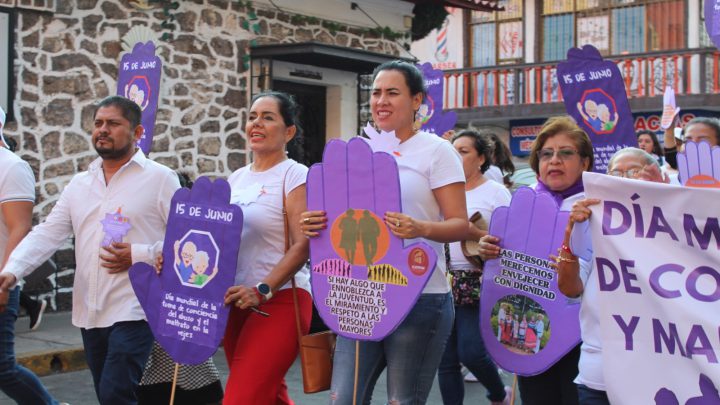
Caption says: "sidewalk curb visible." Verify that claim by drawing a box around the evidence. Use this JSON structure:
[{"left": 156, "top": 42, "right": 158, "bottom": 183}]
[{"left": 17, "top": 347, "right": 87, "bottom": 377}]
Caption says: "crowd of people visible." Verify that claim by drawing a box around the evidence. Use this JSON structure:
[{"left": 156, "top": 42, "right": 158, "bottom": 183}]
[{"left": 0, "top": 59, "right": 717, "bottom": 405}]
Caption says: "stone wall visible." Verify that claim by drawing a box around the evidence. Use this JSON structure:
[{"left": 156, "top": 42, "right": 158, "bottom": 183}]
[{"left": 3, "top": 0, "right": 408, "bottom": 310}]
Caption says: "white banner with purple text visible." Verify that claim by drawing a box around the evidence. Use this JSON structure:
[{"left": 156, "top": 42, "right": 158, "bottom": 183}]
[{"left": 584, "top": 172, "right": 720, "bottom": 404}]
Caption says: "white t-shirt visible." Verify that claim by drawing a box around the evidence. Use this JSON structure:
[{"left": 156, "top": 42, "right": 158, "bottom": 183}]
[
  {"left": 0, "top": 148, "right": 35, "bottom": 263},
  {"left": 570, "top": 219, "right": 604, "bottom": 391},
  {"left": 484, "top": 165, "right": 504, "bottom": 185},
  {"left": 448, "top": 180, "right": 511, "bottom": 270},
  {"left": 228, "top": 159, "right": 311, "bottom": 293},
  {"left": 395, "top": 131, "right": 465, "bottom": 294}
]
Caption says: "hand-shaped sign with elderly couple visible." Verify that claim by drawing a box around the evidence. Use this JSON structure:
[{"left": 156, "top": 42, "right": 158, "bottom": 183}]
[
  {"left": 306, "top": 137, "right": 437, "bottom": 341},
  {"left": 129, "top": 178, "right": 242, "bottom": 365}
]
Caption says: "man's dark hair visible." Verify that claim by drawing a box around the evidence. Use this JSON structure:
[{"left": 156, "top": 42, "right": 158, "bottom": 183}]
[{"left": 94, "top": 96, "right": 142, "bottom": 129}]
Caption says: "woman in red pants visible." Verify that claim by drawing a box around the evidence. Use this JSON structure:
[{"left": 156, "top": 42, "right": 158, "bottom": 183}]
[{"left": 222, "top": 91, "right": 312, "bottom": 404}]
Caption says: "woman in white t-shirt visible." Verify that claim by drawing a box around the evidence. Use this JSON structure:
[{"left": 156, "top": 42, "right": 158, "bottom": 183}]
[
  {"left": 222, "top": 91, "right": 312, "bottom": 403},
  {"left": 301, "top": 60, "right": 468, "bottom": 404},
  {"left": 438, "top": 130, "right": 511, "bottom": 405}
]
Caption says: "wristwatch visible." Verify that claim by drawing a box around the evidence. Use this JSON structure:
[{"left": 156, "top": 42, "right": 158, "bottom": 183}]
[{"left": 255, "top": 282, "right": 273, "bottom": 302}]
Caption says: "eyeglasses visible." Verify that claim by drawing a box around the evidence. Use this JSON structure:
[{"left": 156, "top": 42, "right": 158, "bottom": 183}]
[
  {"left": 608, "top": 166, "right": 646, "bottom": 179},
  {"left": 537, "top": 148, "right": 579, "bottom": 162}
]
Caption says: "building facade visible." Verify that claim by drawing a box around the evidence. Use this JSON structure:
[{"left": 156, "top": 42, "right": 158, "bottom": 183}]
[
  {"left": 412, "top": 0, "right": 720, "bottom": 158},
  {"left": 0, "top": 0, "right": 416, "bottom": 308}
]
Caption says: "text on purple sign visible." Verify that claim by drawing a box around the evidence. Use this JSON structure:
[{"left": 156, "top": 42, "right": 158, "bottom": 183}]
[
  {"left": 174, "top": 203, "right": 235, "bottom": 224},
  {"left": 493, "top": 249, "right": 557, "bottom": 300}
]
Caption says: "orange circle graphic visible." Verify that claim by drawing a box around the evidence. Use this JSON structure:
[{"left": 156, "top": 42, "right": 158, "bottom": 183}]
[{"left": 330, "top": 209, "right": 390, "bottom": 266}]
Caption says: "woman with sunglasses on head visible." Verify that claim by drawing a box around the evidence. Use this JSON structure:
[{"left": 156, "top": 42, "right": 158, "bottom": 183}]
[
  {"left": 479, "top": 116, "right": 594, "bottom": 405},
  {"left": 554, "top": 147, "right": 667, "bottom": 405},
  {"left": 300, "top": 60, "right": 468, "bottom": 404}
]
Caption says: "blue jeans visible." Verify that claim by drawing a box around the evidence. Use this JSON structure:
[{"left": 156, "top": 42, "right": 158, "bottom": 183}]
[
  {"left": 81, "top": 320, "right": 154, "bottom": 405},
  {"left": 329, "top": 292, "right": 454, "bottom": 405},
  {"left": 0, "top": 287, "right": 58, "bottom": 404},
  {"left": 438, "top": 305, "right": 506, "bottom": 404},
  {"left": 577, "top": 384, "right": 610, "bottom": 405}
]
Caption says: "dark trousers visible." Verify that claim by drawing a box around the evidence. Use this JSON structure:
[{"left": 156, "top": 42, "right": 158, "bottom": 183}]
[
  {"left": 0, "top": 287, "right": 57, "bottom": 404},
  {"left": 81, "top": 320, "right": 154, "bottom": 405},
  {"left": 577, "top": 384, "right": 610, "bottom": 405},
  {"left": 438, "top": 305, "right": 507, "bottom": 404},
  {"left": 518, "top": 344, "right": 581, "bottom": 405}
]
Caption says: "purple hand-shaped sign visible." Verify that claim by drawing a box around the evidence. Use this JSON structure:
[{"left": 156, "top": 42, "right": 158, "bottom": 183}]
[
  {"left": 677, "top": 140, "right": 720, "bottom": 188},
  {"left": 307, "top": 138, "right": 437, "bottom": 341},
  {"left": 480, "top": 187, "right": 580, "bottom": 376},
  {"left": 557, "top": 45, "right": 636, "bottom": 173},
  {"left": 129, "top": 177, "right": 242, "bottom": 365},
  {"left": 417, "top": 62, "right": 457, "bottom": 136},
  {"left": 705, "top": 0, "right": 720, "bottom": 51},
  {"left": 117, "top": 41, "right": 162, "bottom": 155}
]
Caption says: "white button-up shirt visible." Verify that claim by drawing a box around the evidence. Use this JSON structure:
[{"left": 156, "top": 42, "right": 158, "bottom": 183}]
[{"left": 2, "top": 150, "right": 180, "bottom": 329}]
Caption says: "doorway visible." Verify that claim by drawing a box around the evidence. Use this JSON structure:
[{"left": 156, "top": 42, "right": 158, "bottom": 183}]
[{"left": 272, "top": 80, "right": 326, "bottom": 167}]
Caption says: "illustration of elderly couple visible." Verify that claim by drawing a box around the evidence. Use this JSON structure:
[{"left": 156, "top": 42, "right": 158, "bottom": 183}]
[
  {"left": 174, "top": 240, "right": 217, "bottom": 287},
  {"left": 577, "top": 99, "right": 618, "bottom": 132}
]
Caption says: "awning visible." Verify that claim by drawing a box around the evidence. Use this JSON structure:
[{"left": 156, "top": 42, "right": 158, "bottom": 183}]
[
  {"left": 404, "top": 0, "right": 504, "bottom": 12},
  {"left": 250, "top": 42, "right": 412, "bottom": 74}
]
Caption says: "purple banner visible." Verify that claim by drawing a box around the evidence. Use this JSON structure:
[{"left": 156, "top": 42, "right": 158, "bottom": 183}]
[
  {"left": 480, "top": 187, "right": 581, "bottom": 376},
  {"left": 706, "top": 0, "right": 720, "bottom": 51},
  {"left": 557, "top": 45, "right": 636, "bottom": 173},
  {"left": 677, "top": 140, "right": 720, "bottom": 188},
  {"left": 307, "top": 138, "right": 437, "bottom": 341},
  {"left": 129, "top": 177, "right": 243, "bottom": 365},
  {"left": 117, "top": 41, "right": 162, "bottom": 155},
  {"left": 417, "top": 62, "right": 457, "bottom": 136}
]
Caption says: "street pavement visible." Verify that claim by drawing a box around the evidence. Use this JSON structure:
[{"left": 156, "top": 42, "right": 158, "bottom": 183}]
[{"left": 2, "top": 311, "right": 517, "bottom": 404}]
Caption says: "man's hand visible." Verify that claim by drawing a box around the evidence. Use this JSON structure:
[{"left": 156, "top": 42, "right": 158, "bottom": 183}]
[
  {"left": 100, "top": 242, "right": 133, "bottom": 274},
  {"left": 0, "top": 273, "right": 17, "bottom": 313}
]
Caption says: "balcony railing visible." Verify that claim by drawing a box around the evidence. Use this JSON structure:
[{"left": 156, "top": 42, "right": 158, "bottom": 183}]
[{"left": 443, "top": 48, "right": 720, "bottom": 110}]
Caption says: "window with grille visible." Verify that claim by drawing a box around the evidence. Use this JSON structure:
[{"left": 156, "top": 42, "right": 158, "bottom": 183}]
[
  {"left": 541, "top": 0, "right": 686, "bottom": 62},
  {"left": 468, "top": 0, "right": 524, "bottom": 67}
]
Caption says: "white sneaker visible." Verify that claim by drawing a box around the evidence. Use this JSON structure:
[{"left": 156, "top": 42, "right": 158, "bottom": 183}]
[{"left": 464, "top": 372, "right": 479, "bottom": 382}]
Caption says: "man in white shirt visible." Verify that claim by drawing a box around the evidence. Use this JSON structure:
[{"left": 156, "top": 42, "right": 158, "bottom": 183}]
[
  {"left": 0, "top": 97, "right": 179, "bottom": 404},
  {"left": 0, "top": 107, "right": 60, "bottom": 404}
]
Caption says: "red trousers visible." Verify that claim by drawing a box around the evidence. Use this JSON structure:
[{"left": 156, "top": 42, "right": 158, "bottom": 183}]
[{"left": 223, "top": 288, "right": 312, "bottom": 405}]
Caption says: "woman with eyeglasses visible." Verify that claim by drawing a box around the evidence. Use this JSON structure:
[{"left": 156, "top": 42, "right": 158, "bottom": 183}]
[
  {"left": 479, "top": 116, "right": 593, "bottom": 405},
  {"left": 554, "top": 147, "right": 666, "bottom": 405}
]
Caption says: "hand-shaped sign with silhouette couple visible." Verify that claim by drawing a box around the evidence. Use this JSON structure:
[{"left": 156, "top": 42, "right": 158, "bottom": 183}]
[{"left": 307, "top": 138, "right": 437, "bottom": 341}]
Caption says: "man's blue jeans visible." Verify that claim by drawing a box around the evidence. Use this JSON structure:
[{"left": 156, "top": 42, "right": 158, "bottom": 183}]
[
  {"left": 81, "top": 320, "right": 153, "bottom": 405},
  {"left": 329, "top": 292, "right": 454, "bottom": 405},
  {"left": 438, "top": 305, "right": 506, "bottom": 404},
  {"left": 0, "top": 287, "right": 58, "bottom": 404}
]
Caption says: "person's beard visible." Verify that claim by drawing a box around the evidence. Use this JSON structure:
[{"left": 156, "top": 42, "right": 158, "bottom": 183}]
[{"left": 94, "top": 136, "right": 135, "bottom": 160}]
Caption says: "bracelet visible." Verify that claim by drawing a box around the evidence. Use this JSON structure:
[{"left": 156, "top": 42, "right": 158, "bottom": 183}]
[
  {"left": 555, "top": 255, "right": 577, "bottom": 264},
  {"left": 560, "top": 243, "right": 573, "bottom": 256}
]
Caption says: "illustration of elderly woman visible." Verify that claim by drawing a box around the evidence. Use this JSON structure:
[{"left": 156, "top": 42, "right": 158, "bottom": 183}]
[
  {"left": 174, "top": 240, "right": 196, "bottom": 282},
  {"left": 189, "top": 250, "right": 217, "bottom": 287}
]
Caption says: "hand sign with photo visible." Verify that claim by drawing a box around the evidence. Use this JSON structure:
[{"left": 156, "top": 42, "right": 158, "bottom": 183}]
[
  {"left": 480, "top": 187, "right": 581, "bottom": 376},
  {"left": 307, "top": 138, "right": 437, "bottom": 341},
  {"left": 129, "top": 177, "right": 243, "bottom": 365}
]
